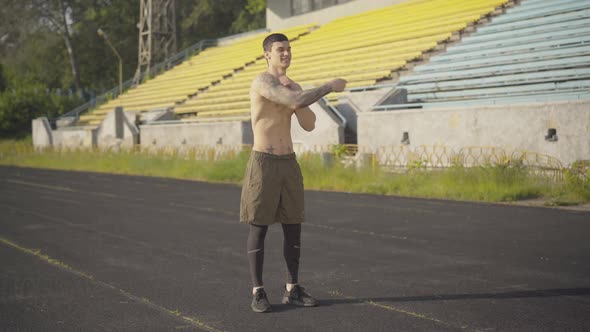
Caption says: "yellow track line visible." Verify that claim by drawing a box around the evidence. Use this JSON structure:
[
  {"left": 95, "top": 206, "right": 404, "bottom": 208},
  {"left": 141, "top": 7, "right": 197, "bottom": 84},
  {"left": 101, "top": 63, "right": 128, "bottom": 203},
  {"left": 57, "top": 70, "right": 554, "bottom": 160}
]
[
  {"left": 0, "top": 237, "right": 224, "bottom": 332},
  {"left": 328, "top": 290, "right": 475, "bottom": 331}
]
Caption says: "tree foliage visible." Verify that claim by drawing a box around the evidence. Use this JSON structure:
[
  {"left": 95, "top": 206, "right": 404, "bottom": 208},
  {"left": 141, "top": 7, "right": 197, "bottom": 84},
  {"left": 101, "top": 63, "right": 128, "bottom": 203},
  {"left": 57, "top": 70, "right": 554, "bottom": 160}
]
[
  {"left": 178, "top": 0, "right": 266, "bottom": 48},
  {"left": 0, "top": 82, "right": 83, "bottom": 138},
  {"left": 0, "top": 0, "right": 266, "bottom": 137}
]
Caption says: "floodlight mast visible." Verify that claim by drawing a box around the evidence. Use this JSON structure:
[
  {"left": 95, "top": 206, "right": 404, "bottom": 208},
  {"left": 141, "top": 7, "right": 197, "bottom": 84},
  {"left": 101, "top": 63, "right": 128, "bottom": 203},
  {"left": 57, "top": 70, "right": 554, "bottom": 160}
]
[{"left": 135, "top": 0, "right": 177, "bottom": 84}]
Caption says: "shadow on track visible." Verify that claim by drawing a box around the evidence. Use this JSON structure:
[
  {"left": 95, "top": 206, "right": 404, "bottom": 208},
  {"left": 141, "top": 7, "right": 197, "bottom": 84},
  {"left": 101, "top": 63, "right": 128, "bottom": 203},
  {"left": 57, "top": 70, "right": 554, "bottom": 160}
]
[{"left": 318, "top": 288, "right": 590, "bottom": 306}]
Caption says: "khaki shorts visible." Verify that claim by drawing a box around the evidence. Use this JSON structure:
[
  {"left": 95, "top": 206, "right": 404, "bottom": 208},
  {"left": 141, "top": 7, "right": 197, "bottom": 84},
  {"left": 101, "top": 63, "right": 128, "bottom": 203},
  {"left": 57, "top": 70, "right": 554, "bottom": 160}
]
[{"left": 240, "top": 151, "right": 305, "bottom": 225}]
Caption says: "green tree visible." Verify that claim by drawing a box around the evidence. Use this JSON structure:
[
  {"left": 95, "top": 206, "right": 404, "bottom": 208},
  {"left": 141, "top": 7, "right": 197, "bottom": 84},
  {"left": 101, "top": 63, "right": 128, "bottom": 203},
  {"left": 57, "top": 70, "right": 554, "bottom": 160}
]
[
  {"left": 230, "top": 0, "right": 266, "bottom": 34},
  {"left": 178, "top": 0, "right": 266, "bottom": 48},
  {"left": 0, "top": 0, "right": 268, "bottom": 138},
  {"left": 73, "top": 2, "right": 139, "bottom": 92},
  {"left": 3, "top": 32, "right": 68, "bottom": 89},
  {"left": 0, "top": 77, "right": 83, "bottom": 138},
  {"left": 29, "top": 0, "right": 85, "bottom": 93}
]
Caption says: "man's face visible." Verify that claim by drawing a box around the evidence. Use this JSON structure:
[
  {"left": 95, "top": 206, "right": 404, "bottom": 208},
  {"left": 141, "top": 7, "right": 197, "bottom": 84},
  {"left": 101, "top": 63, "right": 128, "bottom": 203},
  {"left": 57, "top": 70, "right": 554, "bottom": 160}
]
[{"left": 265, "top": 41, "right": 291, "bottom": 69}]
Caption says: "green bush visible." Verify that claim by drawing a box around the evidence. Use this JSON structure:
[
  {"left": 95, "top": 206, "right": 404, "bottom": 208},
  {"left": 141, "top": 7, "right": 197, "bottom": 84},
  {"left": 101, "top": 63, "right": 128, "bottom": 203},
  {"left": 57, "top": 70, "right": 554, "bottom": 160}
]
[
  {"left": 0, "top": 82, "right": 82, "bottom": 138},
  {"left": 559, "top": 166, "right": 590, "bottom": 203}
]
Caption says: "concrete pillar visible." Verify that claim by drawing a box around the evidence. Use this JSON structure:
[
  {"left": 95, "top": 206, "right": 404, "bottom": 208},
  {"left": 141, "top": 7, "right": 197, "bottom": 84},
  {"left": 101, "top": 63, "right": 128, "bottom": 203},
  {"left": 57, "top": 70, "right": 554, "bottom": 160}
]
[
  {"left": 115, "top": 106, "right": 124, "bottom": 139},
  {"left": 97, "top": 107, "right": 139, "bottom": 150},
  {"left": 32, "top": 117, "right": 53, "bottom": 148}
]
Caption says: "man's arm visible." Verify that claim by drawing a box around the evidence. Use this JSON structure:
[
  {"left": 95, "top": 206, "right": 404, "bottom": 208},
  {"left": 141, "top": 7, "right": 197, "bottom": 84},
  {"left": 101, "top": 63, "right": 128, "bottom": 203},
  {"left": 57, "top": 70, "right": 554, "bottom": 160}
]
[
  {"left": 251, "top": 73, "right": 345, "bottom": 110},
  {"left": 292, "top": 83, "right": 316, "bottom": 131},
  {"left": 295, "top": 108, "right": 316, "bottom": 132}
]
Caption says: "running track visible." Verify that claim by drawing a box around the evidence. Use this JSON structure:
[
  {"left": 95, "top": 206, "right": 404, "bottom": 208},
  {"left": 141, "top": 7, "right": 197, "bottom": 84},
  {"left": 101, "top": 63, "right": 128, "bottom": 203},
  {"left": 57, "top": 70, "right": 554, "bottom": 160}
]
[{"left": 1, "top": 166, "right": 589, "bottom": 331}]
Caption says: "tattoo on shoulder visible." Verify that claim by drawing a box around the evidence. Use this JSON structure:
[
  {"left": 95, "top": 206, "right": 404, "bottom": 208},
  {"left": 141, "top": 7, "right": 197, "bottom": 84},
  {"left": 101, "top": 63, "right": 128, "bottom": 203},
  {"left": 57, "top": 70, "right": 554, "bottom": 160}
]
[
  {"left": 258, "top": 73, "right": 280, "bottom": 87},
  {"left": 255, "top": 73, "right": 288, "bottom": 103}
]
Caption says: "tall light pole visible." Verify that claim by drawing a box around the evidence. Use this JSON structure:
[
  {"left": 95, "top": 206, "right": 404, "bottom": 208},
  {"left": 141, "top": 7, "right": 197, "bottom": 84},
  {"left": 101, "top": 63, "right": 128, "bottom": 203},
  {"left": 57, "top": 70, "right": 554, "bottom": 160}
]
[
  {"left": 97, "top": 28, "right": 123, "bottom": 95},
  {"left": 135, "top": 0, "right": 177, "bottom": 84}
]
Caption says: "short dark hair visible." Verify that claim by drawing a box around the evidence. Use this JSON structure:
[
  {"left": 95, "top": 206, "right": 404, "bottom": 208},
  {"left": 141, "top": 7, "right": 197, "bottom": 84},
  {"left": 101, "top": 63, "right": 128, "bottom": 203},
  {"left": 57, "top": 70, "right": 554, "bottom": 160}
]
[{"left": 263, "top": 33, "right": 289, "bottom": 52}]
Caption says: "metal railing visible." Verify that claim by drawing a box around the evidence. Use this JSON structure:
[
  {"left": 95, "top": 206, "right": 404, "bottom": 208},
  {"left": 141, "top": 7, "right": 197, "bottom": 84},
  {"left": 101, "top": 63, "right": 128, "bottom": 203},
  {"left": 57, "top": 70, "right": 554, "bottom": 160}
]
[
  {"left": 297, "top": 144, "right": 566, "bottom": 181},
  {"left": 320, "top": 96, "right": 347, "bottom": 128},
  {"left": 346, "top": 83, "right": 398, "bottom": 93}
]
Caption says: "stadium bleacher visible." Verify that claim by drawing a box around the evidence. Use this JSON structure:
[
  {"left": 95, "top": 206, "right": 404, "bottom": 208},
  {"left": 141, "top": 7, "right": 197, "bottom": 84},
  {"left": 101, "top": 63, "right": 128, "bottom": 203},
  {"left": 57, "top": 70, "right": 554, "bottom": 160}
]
[
  {"left": 77, "top": 0, "right": 510, "bottom": 125},
  {"left": 37, "top": 0, "right": 590, "bottom": 165},
  {"left": 77, "top": 24, "right": 317, "bottom": 126},
  {"left": 177, "top": 0, "right": 510, "bottom": 121},
  {"left": 379, "top": 0, "right": 590, "bottom": 110}
]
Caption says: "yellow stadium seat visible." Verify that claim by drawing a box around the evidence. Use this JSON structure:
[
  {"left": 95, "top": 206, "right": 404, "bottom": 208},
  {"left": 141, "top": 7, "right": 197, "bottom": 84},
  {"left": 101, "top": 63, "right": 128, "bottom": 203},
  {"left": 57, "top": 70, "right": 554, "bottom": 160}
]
[
  {"left": 80, "top": 0, "right": 509, "bottom": 124},
  {"left": 78, "top": 24, "right": 317, "bottom": 124}
]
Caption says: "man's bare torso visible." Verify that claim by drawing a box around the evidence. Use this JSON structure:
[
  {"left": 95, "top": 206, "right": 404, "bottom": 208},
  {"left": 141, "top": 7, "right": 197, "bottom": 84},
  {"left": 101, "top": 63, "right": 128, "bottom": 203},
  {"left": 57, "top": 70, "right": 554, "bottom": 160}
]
[{"left": 250, "top": 75, "right": 299, "bottom": 155}]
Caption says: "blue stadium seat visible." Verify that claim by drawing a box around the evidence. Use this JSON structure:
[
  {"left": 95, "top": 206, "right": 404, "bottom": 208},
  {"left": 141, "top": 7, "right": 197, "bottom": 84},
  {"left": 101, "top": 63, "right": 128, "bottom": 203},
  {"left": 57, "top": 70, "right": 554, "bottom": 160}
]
[
  {"left": 384, "top": 0, "right": 590, "bottom": 107},
  {"left": 427, "top": 35, "right": 590, "bottom": 64},
  {"left": 401, "top": 57, "right": 590, "bottom": 84},
  {"left": 406, "top": 68, "right": 590, "bottom": 93},
  {"left": 414, "top": 46, "right": 590, "bottom": 73},
  {"left": 444, "top": 26, "right": 590, "bottom": 54},
  {"left": 408, "top": 79, "right": 590, "bottom": 102},
  {"left": 475, "top": 9, "right": 590, "bottom": 35},
  {"left": 490, "top": 0, "right": 589, "bottom": 25},
  {"left": 374, "top": 91, "right": 590, "bottom": 110},
  {"left": 459, "top": 17, "right": 590, "bottom": 45}
]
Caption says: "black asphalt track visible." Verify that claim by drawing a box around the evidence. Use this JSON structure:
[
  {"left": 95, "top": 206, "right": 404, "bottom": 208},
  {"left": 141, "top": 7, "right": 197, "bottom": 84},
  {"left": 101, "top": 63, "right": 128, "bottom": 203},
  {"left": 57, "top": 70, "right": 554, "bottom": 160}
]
[{"left": 1, "top": 165, "right": 589, "bottom": 331}]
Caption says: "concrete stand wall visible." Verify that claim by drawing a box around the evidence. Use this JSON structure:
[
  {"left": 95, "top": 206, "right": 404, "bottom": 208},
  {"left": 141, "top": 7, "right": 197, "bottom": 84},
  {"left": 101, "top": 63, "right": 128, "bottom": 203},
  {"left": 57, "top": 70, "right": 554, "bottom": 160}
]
[
  {"left": 32, "top": 107, "right": 139, "bottom": 150},
  {"left": 139, "top": 120, "right": 253, "bottom": 151},
  {"left": 291, "top": 102, "right": 344, "bottom": 151},
  {"left": 96, "top": 107, "right": 139, "bottom": 150},
  {"left": 52, "top": 126, "right": 98, "bottom": 148},
  {"left": 32, "top": 117, "right": 53, "bottom": 148},
  {"left": 337, "top": 89, "right": 393, "bottom": 135},
  {"left": 358, "top": 100, "right": 590, "bottom": 166}
]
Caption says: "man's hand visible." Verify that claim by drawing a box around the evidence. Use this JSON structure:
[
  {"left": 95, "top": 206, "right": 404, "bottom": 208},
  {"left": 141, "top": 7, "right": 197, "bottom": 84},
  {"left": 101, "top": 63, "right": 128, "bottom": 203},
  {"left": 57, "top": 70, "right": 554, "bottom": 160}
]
[{"left": 329, "top": 79, "right": 347, "bottom": 92}]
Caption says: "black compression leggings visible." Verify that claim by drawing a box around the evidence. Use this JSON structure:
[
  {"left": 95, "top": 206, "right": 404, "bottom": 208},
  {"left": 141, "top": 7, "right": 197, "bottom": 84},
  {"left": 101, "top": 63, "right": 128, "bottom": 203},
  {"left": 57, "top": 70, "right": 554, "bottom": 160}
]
[{"left": 247, "top": 223, "right": 301, "bottom": 287}]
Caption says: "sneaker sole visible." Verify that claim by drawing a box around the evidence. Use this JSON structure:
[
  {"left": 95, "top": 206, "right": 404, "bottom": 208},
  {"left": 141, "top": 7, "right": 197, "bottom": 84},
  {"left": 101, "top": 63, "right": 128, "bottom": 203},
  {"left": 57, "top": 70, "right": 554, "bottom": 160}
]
[
  {"left": 251, "top": 305, "right": 272, "bottom": 313},
  {"left": 282, "top": 297, "right": 318, "bottom": 307}
]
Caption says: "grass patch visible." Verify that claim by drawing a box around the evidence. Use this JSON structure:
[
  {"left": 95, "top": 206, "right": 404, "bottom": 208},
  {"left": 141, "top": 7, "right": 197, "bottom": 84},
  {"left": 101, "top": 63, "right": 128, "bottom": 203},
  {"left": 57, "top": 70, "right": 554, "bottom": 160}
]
[
  {"left": 1, "top": 139, "right": 588, "bottom": 205},
  {"left": 544, "top": 164, "right": 590, "bottom": 206},
  {"left": 299, "top": 154, "right": 556, "bottom": 202},
  {"left": 0, "top": 139, "right": 248, "bottom": 183}
]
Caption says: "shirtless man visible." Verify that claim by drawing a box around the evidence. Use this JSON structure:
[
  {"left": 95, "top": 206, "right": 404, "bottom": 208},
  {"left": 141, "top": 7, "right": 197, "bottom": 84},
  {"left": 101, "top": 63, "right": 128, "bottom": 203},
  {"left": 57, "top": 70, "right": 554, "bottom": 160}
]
[{"left": 240, "top": 33, "right": 346, "bottom": 313}]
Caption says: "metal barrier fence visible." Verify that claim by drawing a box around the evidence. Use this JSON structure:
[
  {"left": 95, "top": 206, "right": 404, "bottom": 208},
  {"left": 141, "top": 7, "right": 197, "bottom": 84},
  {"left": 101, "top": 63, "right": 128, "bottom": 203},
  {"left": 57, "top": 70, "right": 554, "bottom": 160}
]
[
  {"left": 296, "top": 144, "right": 567, "bottom": 181},
  {"left": 141, "top": 144, "right": 251, "bottom": 161},
  {"left": 24, "top": 143, "right": 575, "bottom": 182}
]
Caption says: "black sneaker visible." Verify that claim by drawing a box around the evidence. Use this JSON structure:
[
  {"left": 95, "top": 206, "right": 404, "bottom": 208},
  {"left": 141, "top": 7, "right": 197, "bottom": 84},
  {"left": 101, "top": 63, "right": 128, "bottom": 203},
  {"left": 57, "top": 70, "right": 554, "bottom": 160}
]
[
  {"left": 251, "top": 288, "right": 272, "bottom": 313},
  {"left": 282, "top": 285, "right": 318, "bottom": 307}
]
